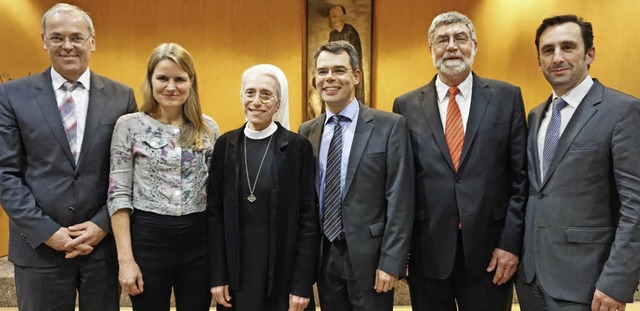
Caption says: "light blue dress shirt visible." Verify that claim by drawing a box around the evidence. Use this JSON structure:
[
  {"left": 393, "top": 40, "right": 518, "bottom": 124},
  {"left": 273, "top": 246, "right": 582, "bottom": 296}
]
[{"left": 318, "top": 99, "right": 360, "bottom": 215}]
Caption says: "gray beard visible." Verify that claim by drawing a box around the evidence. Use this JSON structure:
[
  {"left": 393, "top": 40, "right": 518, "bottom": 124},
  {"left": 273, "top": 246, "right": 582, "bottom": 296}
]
[{"left": 435, "top": 59, "right": 469, "bottom": 76}]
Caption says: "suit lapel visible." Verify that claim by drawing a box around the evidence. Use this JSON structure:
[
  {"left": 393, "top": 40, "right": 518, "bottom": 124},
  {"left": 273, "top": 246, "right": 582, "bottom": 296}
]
[
  {"left": 460, "top": 74, "right": 490, "bottom": 170},
  {"left": 77, "top": 72, "right": 107, "bottom": 168},
  {"left": 306, "top": 115, "right": 325, "bottom": 195},
  {"left": 34, "top": 69, "right": 75, "bottom": 166},
  {"left": 541, "top": 82, "right": 602, "bottom": 187},
  {"left": 419, "top": 77, "right": 455, "bottom": 171},
  {"left": 344, "top": 104, "right": 373, "bottom": 197},
  {"left": 528, "top": 101, "right": 549, "bottom": 188},
  {"left": 307, "top": 114, "right": 325, "bottom": 158},
  {"left": 230, "top": 127, "right": 241, "bottom": 185}
]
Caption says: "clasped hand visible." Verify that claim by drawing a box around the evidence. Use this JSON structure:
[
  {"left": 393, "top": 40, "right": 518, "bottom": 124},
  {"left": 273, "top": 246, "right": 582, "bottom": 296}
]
[{"left": 44, "top": 221, "right": 107, "bottom": 258}]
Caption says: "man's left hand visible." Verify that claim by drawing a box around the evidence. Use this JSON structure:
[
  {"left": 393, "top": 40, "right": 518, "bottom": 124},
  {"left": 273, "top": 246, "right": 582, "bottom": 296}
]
[
  {"left": 592, "top": 289, "right": 626, "bottom": 311},
  {"left": 486, "top": 248, "right": 519, "bottom": 285},
  {"left": 64, "top": 221, "right": 107, "bottom": 258},
  {"left": 374, "top": 269, "right": 398, "bottom": 293},
  {"left": 288, "top": 294, "right": 310, "bottom": 311}
]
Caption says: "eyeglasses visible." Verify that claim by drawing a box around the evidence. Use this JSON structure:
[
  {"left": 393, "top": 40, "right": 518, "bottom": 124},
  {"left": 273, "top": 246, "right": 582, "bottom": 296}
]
[
  {"left": 433, "top": 33, "right": 471, "bottom": 48},
  {"left": 243, "top": 90, "right": 276, "bottom": 103},
  {"left": 315, "top": 67, "right": 352, "bottom": 78},
  {"left": 46, "top": 35, "right": 89, "bottom": 46}
]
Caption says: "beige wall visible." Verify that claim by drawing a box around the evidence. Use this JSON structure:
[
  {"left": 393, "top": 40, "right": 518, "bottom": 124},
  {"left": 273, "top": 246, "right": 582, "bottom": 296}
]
[
  {"left": 375, "top": 0, "right": 640, "bottom": 113},
  {"left": 1, "top": 0, "right": 639, "bottom": 253},
  {"left": 2, "top": 0, "right": 639, "bottom": 130}
]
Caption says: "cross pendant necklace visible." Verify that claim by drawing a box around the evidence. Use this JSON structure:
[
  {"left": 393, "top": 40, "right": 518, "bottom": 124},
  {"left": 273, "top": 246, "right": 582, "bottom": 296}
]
[{"left": 244, "top": 134, "right": 273, "bottom": 202}]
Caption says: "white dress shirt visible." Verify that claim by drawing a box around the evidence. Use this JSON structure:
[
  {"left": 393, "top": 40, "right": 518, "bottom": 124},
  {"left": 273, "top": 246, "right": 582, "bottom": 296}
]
[
  {"left": 537, "top": 76, "right": 594, "bottom": 176},
  {"left": 51, "top": 68, "right": 91, "bottom": 157},
  {"left": 318, "top": 99, "right": 359, "bottom": 214},
  {"left": 436, "top": 72, "right": 473, "bottom": 132}
]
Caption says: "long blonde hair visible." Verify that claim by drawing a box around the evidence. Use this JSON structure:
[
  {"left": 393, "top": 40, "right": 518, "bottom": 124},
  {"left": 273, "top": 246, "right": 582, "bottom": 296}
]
[{"left": 141, "top": 43, "right": 210, "bottom": 149}]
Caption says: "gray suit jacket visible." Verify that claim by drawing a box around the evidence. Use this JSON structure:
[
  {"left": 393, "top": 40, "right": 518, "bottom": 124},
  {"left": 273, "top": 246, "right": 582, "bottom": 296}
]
[
  {"left": 520, "top": 79, "right": 640, "bottom": 303},
  {"left": 393, "top": 73, "right": 528, "bottom": 280},
  {"left": 299, "top": 103, "right": 414, "bottom": 289},
  {"left": 0, "top": 68, "right": 137, "bottom": 267}
]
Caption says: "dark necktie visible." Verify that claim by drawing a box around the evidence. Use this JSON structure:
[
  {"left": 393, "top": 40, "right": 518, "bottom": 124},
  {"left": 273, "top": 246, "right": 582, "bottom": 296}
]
[
  {"left": 59, "top": 81, "right": 81, "bottom": 162},
  {"left": 541, "top": 97, "right": 567, "bottom": 180},
  {"left": 445, "top": 86, "right": 463, "bottom": 171},
  {"left": 323, "top": 115, "right": 348, "bottom": 242}
]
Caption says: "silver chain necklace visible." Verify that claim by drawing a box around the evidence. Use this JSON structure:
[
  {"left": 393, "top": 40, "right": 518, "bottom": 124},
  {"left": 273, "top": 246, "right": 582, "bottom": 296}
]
[{"left": 244, "top": 134, "right": 273, "bottom": 203}]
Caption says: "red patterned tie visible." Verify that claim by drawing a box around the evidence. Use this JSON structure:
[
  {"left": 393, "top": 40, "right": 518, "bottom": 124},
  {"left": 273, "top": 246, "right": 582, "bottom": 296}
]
[{"left": 445, "top": 86, "right": 463, "bottom": 171}]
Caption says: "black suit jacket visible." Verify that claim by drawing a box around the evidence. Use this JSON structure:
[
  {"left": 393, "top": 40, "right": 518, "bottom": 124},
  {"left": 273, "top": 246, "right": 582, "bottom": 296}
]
[
  {"left": 520, "top": 80, "right": 640, "bottom": 303},
  {"left": 208, "top": 124, "right": 319, "bottom": 299},
  {"left": 0, "top": 68, "right": 137, "bottom": 267},
  {"left": 299, "top": 103, "right": 414, "bottom": 289},
  {"left": 393, "top": 73, "right": 528, "bottom": 279}
]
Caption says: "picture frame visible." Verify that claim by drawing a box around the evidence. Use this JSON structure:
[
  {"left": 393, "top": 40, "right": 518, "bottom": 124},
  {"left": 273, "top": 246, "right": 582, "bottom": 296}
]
[{"left": 305, "top": 0, "right": 373, "bottom": 120}]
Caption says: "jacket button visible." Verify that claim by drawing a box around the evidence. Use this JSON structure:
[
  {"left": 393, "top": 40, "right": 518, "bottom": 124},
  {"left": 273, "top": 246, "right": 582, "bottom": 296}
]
[
  {"left": 538, "top": 193, "right": 544, "bottom": 199},
  {"left": 67, "top": 206, "right": 75, "bottom": 213},
  {"left": 455, "top": 177, "right": 461, "bottom": 183}
]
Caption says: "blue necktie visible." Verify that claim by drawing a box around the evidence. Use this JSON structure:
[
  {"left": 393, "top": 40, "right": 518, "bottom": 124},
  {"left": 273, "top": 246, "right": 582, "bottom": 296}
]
[
  {"left": 323, "top": 115, "right": 348, "bottom": 242},
  {"left": 541, "top": 97, "right": 567, "bottom": 180}
]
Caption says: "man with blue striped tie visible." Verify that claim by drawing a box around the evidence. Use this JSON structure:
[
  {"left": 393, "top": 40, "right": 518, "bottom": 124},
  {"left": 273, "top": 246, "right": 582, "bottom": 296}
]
[{"left": 299, "top": 40, "right": 414, "bottom": 311}]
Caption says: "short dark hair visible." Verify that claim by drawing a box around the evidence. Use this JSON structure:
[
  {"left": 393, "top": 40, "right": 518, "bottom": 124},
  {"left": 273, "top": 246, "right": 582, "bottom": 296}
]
[
  {"left": 313, "top": 40, "right": 360, "bottom": 70},
  {"left": 535, "top": 14, "right": 593, "bottom": 55}
]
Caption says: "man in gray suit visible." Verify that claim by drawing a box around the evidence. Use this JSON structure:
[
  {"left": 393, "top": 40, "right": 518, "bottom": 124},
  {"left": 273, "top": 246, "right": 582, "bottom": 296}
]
[
  {"left": 299, "top": 40, "right": 414, "bottom": 310},
  {"left": 516, "top": 14, "right": 640, "bottom": 311},
  {"left": 393, "top": 11, "right": 527, "bottom": 311},
  {"left": 0, "top": 3, "right": 136, "bottom": 311}
]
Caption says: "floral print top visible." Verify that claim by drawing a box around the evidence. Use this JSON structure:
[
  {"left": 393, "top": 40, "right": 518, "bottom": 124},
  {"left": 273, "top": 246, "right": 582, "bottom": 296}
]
[{"left": 107, "top": 112, "right": 219, "bottom": 216}]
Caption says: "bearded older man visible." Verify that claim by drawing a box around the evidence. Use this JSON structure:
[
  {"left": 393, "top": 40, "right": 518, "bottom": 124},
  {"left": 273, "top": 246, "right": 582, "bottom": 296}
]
[{"left": 392, "top": 11, "right": 528, "bottom": 311}]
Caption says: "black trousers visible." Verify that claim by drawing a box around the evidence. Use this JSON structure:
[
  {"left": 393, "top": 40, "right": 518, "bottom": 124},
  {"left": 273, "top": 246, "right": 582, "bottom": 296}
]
[
  {"left": 14, "top": 253, "right": 119, "bottom": 311},
  {"left": 317, "top": 236, "right": 394, "bottom": 311},
  {"left": 129, "top": 210, "right": 211, "bottom": 311},
  {"left": 408, "top": 233, "right": 512, "bottom": 311}
]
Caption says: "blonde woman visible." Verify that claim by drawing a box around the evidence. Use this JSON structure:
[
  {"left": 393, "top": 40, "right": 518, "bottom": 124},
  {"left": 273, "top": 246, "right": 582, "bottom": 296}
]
[{"left": 108, "top": 43, "right": 218, "bottom": 310}]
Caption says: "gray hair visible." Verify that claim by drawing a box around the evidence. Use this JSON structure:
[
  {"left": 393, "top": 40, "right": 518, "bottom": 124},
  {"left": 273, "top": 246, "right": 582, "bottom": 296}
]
[
  {"left": 42, "top": 3, "right": 95, "bottom": 35},
  {"left": 428, "top": 11, "right": 476, "bottom": 45},
  {"left": 240, "top": 64, "right": 290, "bottom": 130}
]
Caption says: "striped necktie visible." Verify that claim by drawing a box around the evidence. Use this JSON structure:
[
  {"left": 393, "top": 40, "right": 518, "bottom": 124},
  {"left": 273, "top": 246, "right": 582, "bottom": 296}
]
[
  {"left": 445, "top": 86, "right": 463, "bottom": 171},
  {"left": 59, "top": 81, "right": 80, "bottom": 162},
  {"left": 323, "top": 115, "right": 349, "bottom": 242}
]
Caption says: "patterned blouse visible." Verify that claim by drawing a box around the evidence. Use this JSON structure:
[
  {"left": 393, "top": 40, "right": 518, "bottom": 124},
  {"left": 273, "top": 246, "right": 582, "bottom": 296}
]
[{"left": 107, "top": 112, "right": 219, "bottom": 216}]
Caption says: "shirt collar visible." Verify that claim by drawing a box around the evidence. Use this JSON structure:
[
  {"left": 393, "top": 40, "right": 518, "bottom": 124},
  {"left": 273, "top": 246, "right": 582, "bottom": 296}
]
[
  {"left": 552, "top": 75, "right": 593, "bottom": 109},
  {"left": 435, "top": 72, "right": 473, "bottom": 102},
  {"left": 324, "top": 98, "right": 359, "bottom": 125},
  {"left": 244, "top": 121, "right": 278, "bottom": 140},
  {"left": 51, "top": 67, "right": 91, "bottom": 91}
]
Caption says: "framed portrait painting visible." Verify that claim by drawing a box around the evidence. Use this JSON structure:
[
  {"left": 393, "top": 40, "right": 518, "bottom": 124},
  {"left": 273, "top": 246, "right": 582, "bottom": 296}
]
[{"left": 306, "top": 0, "right": 373, "bottom": 120}]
